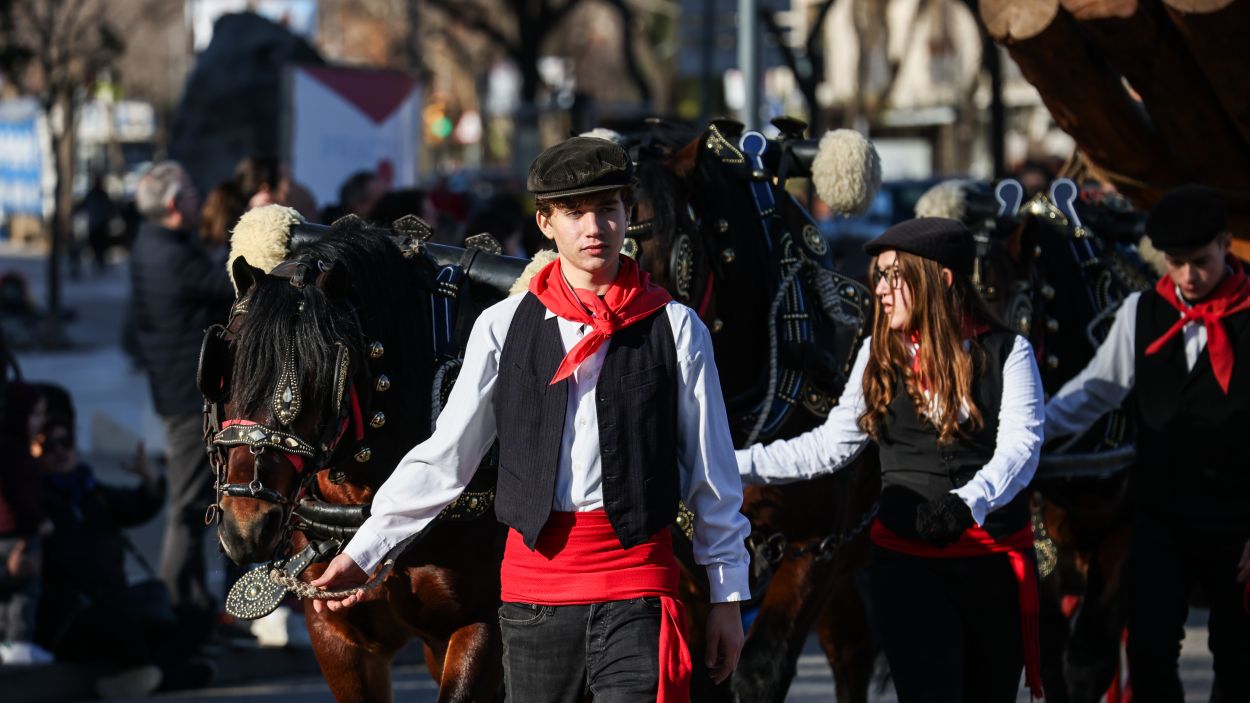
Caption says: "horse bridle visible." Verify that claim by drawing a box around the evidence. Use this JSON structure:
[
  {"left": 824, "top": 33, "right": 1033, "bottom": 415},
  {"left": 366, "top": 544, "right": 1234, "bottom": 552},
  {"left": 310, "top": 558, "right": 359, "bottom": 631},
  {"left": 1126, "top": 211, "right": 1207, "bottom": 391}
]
[{"left": 200, "top": 260, "right": 365, "bottom": 527}]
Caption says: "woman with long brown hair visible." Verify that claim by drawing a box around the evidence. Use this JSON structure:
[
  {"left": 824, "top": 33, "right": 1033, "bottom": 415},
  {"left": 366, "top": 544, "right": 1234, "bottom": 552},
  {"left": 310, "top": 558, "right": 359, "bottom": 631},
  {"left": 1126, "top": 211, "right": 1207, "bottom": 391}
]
[{"left": 738, "top": 217, "right": 1045, "bottom": 701}]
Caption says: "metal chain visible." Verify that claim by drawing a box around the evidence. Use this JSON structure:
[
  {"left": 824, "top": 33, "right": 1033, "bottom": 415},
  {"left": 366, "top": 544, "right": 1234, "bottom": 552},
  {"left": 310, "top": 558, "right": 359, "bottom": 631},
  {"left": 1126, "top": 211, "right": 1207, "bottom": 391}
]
[
  {"left": 754, "top": 500, "right": 880, "bottom": 568},
  {"left": 790, "top": 502, "right": 879, "bottom": 562}
]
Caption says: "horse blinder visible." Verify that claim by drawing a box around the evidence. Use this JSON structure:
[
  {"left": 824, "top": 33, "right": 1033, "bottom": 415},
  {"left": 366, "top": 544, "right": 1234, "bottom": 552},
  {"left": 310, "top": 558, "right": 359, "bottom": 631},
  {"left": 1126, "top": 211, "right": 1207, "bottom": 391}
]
[{"left": 197, "top": 324, "right": 232, "bottom": 404}]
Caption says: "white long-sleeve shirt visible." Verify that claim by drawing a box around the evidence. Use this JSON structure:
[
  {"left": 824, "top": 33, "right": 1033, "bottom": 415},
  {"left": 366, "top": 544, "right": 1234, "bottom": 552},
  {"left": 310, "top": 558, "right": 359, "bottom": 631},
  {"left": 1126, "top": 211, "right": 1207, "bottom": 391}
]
[
  {"left": 736, "top": 334, "right": 1045, "bottom": 526},
  {"left": 345, "top": 294, "right": 751, "bottom": 603},
  {"left": 1045, "top": 291, "right": 1206, "bottom": 440}
]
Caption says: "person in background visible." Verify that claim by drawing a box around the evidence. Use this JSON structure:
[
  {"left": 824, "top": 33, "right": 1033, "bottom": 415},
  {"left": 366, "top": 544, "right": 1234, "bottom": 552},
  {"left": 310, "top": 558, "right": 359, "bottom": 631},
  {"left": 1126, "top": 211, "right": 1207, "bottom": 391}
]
[
  {"left": 338, "top": 170, "right": 385, "bottom": 221},
  {"left": 1045, "top": 185, "right": 1250, "bottom": 701},
  {"left": 32, "top": 384, "right": 215, "bottom": 696},
  {"left": 199, "top": 181, "right": 247, "bottom": 266},
  {"left": 234, "top": 154, "right": 317, "bottom": 220},
  {"left": 0, "top": 381, "right": 52, "bottom": 665},
  {"left": 81, "top": 175, "right": 116, "bottom": 274},
  {"left": 130, "top": 161, "right": 234, "bottom": 646}
]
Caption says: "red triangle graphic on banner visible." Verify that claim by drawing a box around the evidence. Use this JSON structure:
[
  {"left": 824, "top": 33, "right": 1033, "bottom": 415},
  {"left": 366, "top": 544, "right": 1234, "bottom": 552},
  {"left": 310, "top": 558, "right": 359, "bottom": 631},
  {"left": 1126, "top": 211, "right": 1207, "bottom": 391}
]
[{"left": 302, "top": 66, "right": 418, "bottom": 125}]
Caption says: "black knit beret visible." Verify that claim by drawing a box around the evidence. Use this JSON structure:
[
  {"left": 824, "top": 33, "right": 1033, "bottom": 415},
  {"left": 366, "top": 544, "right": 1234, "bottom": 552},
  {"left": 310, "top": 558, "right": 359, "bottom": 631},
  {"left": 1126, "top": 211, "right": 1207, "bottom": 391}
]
[
  {"left": 863, "top": 217, "right": 975, "bottom": 274},
  {"left": 527, "top": 137, "right": 633, "bottom": 200},
  {"left": 1146, "top": 184, "right": 1227, "bottom": 252}
]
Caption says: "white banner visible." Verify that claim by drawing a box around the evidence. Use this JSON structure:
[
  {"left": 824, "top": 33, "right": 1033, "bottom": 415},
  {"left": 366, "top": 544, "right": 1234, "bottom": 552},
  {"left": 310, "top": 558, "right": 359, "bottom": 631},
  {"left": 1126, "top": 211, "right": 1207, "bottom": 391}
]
[{"left": 289, "top": 65, "right": 422, "bottom": 208}]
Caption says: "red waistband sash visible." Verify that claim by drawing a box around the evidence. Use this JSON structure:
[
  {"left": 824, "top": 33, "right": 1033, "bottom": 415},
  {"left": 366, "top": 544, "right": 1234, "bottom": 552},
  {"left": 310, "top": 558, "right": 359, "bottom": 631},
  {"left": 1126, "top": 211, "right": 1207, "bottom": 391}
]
[
  {"left": 870, "top": 519, "right": 1043, "bottom": 699},
  {"left": 499, "top": 510, "right": 690, "bottom": 703}
]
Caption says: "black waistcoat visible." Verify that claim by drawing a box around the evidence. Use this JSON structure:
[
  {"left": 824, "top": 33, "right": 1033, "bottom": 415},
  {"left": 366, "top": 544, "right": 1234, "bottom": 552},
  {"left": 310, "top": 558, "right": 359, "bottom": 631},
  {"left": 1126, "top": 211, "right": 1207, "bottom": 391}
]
[
  {"left": 494, "top": 294, "right": 681, "bottom": 549},
  {"left": 1133, "top": 290, "right": 1250, "bottom": 522},
  {"left": 875, "top": 330, "right": 1029, "bottom": 540}
]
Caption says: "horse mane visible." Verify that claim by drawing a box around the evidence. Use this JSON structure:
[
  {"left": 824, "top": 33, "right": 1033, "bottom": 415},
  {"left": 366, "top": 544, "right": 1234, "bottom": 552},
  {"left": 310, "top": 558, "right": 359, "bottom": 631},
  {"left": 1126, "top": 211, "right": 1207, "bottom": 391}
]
[
  {"left": 634, "top": 154, "right": 685, "bottom": 251},
  {"left": 231, "top": 221, "right": 429, "bottom": 435}
]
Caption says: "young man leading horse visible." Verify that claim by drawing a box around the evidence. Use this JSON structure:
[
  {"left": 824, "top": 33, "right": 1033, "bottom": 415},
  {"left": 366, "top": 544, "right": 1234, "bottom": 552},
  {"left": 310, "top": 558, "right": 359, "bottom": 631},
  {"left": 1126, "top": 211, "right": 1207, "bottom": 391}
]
[
  {"left": 1046, "top": 184, "right": 1250, "bottom": 701},
  {"left": 312, "top": 136, "right": 750, "bottom": 701}
]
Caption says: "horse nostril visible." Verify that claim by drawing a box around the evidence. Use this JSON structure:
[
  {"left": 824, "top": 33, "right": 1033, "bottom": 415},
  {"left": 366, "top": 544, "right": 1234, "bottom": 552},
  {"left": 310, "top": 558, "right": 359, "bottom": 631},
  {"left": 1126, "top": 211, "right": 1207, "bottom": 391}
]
[{"left": 259, "top": 509, "right": 283, "bottom": 545}]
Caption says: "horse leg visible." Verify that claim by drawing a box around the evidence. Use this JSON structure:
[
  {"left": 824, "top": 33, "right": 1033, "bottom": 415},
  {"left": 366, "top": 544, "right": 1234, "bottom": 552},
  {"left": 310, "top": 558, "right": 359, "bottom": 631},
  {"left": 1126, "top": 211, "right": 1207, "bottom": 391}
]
[
  {"left": 305, "top": 606, "right": 400, "bottom": 703},
  {"left": 1066, "top": 524, "right": 1130, "bottom": 703},
  {"left": 432, "top": 620, "right": 503, "bottom": 703},
  {"left": 424, "top": 641, "right": 445, "bottom": 684},
  {"left": 814, "top": 564, "right": 873, "bottom": 703},
  {"left": 731, "top": 556, "right": 837, "bottom": 703}
]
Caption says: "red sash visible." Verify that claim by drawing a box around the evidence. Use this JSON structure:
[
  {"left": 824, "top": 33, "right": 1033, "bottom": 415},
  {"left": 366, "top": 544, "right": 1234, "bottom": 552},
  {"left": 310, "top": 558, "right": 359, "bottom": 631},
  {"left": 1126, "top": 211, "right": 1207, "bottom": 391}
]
[
  {"left": 870, "top": 519, "right": 1043, "bottom": 699},
  {"left": 499, "top": 510, "right": 691, "bottom": 703}
]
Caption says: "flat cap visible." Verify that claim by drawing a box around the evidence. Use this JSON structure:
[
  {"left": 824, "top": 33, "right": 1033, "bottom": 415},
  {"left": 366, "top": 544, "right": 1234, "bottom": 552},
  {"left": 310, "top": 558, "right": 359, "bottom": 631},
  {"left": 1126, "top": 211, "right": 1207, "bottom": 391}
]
[
  {"left": 864, "top": 217, "right": 975, "bottom": 274},
  {"left": 1146, "top": 184, "right": 1227, "bottom": 252},
  {"left": 527, "top": 137, "right": 633, "bottom": 199}
]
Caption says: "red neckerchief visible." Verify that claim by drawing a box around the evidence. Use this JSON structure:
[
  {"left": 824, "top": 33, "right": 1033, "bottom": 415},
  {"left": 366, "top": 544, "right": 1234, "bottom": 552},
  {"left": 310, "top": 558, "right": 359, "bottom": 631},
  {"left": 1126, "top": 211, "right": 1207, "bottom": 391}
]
[
  {"left": 908, "top": 317, "right": 991, "bottom": 392},
  {"left": 871, "top": 520, "right": 1043, "bottom": 699},
  {"left": 529, "top": 255, "right": 673, "bottom": 385},
  {"left": 500, "top": 511, "right": 691, "bottom": 703},
  {"left": 1144, "top": 257, "right": 1250, "bottom": 394}
]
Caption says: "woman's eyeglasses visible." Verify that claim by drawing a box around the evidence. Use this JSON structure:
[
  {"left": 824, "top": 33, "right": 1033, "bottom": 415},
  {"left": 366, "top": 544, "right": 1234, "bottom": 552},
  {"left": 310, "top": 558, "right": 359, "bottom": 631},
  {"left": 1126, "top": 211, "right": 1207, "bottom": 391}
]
[{"left": 871, "top": 266, "right": 903, "bottom": 290}]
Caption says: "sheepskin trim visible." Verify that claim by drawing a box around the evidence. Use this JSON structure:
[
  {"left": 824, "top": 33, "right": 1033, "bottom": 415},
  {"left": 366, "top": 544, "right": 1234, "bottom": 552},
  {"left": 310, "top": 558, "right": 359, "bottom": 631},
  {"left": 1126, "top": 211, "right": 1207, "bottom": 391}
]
[
  {"left": 508, "top": 249, "right": 560, "bottom": 296},
  {"left": 915, "top": 180, "right": 972, "bottom": 220},
  {"left": 578, "top": 127, "right": 627, "bottom": 145},
  {"left": 1137, "top": 236, "right": 1168, "bottom": 277},
  {"left": 811, "top": 129, "right": 882, "bottom": 217},
  {"left": 227, "top": 205, "right": 304, "bottom": 293}
]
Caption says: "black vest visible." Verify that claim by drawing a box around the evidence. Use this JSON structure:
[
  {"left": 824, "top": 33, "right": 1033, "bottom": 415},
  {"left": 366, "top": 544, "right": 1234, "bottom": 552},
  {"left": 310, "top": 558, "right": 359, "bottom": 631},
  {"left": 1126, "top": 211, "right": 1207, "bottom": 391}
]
[
  {"left": 876, "top": 330, "right": 1030, "bottom": 540},
  {"left": 1132, "top": 290, "right": 1250, "bottom": 522},
  {"left": 494, "top": 294, "right": 681, "bottom": 549}
]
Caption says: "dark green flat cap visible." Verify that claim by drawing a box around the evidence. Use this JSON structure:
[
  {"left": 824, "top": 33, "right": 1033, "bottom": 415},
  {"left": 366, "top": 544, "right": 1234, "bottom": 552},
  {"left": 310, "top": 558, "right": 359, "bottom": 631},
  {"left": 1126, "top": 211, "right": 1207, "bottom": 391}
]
[{"left": 527, "top": 136, "right": 633, "bottom": 199}]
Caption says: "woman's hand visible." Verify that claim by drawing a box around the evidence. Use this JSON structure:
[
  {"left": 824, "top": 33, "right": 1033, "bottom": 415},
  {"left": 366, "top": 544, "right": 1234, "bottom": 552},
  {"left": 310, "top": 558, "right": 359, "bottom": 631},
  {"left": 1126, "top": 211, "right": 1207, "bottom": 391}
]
[
  {"left": 308, "top": 554, "right": 368, "bottom": 614},
  {"left": 705, "top": 601, "right": 744, "bottom": 684},
  {"left": 121, "top": 441, "right": 156, "bottom": 487}
]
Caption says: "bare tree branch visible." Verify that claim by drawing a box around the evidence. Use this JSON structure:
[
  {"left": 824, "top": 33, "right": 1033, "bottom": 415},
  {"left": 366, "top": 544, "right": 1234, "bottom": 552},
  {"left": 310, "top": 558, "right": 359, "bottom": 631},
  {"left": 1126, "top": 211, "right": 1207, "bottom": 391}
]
[
  {"left": 600, "top": 0, "right": 653, "bottom": 103},
  {"left": 425, "top": 0, "right": 517, "bottom": 57}
]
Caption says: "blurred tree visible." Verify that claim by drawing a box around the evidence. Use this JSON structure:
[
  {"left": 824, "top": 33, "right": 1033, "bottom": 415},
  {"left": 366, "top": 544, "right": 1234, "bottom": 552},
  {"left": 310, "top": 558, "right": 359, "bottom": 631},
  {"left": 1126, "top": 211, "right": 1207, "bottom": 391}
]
[
  {"left": 759, "top": 0, "right": 838, "bottom": 132},
  {"left": 0, "top": 0, "right": 122, "bottom": 347},
  {"left": 423, "top": 0, "right": 653, "bottom": 171}
]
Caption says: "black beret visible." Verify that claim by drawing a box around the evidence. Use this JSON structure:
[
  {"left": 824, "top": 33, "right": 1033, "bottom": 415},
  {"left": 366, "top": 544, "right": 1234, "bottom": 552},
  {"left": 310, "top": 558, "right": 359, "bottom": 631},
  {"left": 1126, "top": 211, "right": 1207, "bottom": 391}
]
[
  {"left": 863, "top": 217, "right": 975, "bottom": 274},
  {"left": 1146, "top": 184, "right": 1227, "bottom": 252},
  {"left": 527, "top": 137, "right": 633, "bottom": 200}
]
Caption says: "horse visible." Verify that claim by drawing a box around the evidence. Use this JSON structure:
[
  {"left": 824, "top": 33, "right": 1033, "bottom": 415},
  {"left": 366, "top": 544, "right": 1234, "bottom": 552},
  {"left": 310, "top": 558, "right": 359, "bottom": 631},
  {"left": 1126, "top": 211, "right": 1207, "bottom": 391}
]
[
  {"left": 923, "top": 178, "right": 1153, "bottom": 702},
  {"left": 201, "top": 213, "right": 527, "bottom": 702},
  {"left": 621, "top": 117, "right": 883, "bottom": 703}
]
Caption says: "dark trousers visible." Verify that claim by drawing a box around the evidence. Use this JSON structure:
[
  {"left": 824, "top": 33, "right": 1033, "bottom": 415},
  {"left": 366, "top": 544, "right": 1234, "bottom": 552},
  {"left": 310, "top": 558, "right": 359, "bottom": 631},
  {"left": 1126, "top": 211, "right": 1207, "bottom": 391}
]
[
  {"left": 499, "top": 598, "right": 661, "bottom": 702},
  {"left": 869, "top": 545, "right": 1025, "bottom": 702},
  {"left": 1125, "top": 513, "right": 1250, "bottom": 702},
  {"left": 158, "top": 413, "right": 215, "bottom": 621}
]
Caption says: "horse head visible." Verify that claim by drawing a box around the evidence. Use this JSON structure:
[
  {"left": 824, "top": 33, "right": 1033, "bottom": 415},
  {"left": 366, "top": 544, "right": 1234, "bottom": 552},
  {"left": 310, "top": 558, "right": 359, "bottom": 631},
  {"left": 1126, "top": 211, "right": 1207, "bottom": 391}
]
[
  {"left": 207, "top": 218, "right": 433, "bottom": 565},
  {"left": 629, "top": 118, "right": 879, "bottom": 444}
]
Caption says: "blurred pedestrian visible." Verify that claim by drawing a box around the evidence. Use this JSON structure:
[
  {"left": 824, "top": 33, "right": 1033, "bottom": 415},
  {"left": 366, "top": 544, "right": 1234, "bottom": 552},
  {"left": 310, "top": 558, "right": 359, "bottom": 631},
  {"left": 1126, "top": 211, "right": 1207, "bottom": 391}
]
[
  {"left": 32, "top": 384, "right": 214, "bottom": 696},
  {"left": 339, "top": 170, "right": 385, "bottom": 221},
  {"left": 199, "top": 181, "right": 247, "bottom": 267},
  {"left": 130, "top": 161, "right": 234, "bottom": 646},
  {"left": 81, "top": 175, "right": 116, "bottom": 274},
  {"left": 234, "top": 154, "right": 317, "bottom": 220},
  {"left": 0, "top": 380, "right": 53, "bottom": 666}
]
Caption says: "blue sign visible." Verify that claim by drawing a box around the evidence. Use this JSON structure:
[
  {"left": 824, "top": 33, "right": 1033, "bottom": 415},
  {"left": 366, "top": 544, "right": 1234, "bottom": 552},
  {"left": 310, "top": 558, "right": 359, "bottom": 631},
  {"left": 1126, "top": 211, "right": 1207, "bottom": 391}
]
[{"left": 0, "top": 99, "right": 45, "bottom": 217}]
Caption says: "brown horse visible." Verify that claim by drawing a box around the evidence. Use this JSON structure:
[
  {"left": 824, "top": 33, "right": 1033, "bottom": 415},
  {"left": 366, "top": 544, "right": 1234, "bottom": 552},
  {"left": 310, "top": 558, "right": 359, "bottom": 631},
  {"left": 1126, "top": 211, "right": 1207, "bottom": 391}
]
[
  {"left": 625, "top": 118, "right": 881, "bottom": 703},
  {"left": 204, "top": 218, "right": 515, "bottom": 702},
  {"left": 968, "top": 179, "right": 1151, "bottom": 703}
]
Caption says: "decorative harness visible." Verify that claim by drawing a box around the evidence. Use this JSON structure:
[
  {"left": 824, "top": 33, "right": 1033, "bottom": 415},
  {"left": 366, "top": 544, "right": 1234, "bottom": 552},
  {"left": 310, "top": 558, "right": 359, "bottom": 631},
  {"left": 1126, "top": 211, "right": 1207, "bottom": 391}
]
[{"left": 202, "top": 228, "right": 505, "bottom": 619}]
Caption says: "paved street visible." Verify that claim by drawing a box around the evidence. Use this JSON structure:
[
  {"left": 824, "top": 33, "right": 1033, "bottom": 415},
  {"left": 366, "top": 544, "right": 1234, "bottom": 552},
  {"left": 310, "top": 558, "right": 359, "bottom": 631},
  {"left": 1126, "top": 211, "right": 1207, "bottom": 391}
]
[{"left": 1, "top": 246, "right": 1218, "bottom": 702}]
